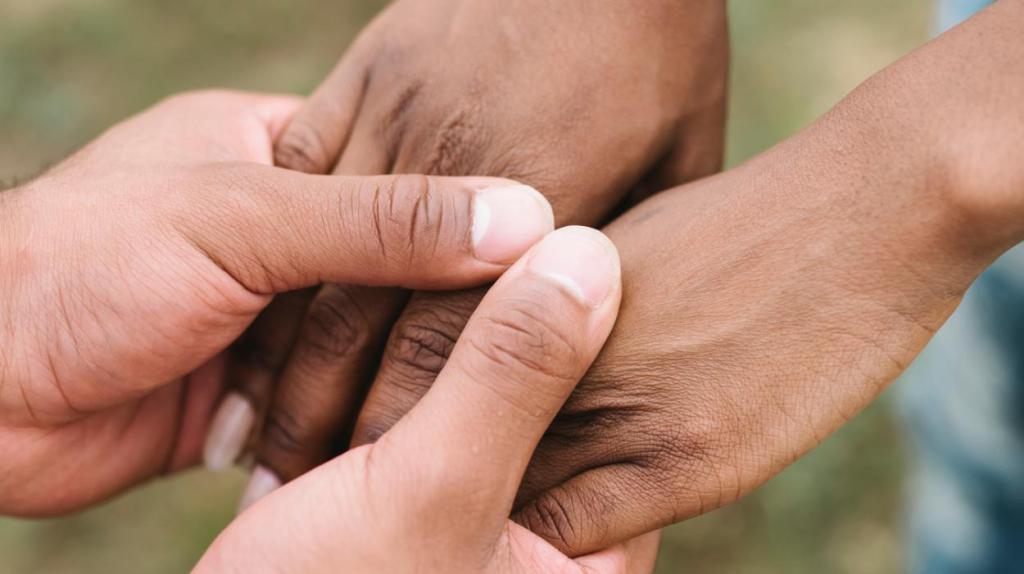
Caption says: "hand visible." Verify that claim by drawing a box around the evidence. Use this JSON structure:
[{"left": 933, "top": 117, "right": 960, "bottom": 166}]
[
  {"left": 0, "top": 90, "right": 552, "bottom": 515},
  {"left": 339, "top": 1, "right": 1024, "bottom": 555},
  {"left": 207, "top": 0, "right": 729, "bottom": 507},
  {"left": 196, "top": 227, "right": 661, "bottom": 574}
]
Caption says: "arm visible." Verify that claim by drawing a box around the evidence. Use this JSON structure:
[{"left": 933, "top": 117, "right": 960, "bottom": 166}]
[
  {"left": 358, "top": 0, "right": 1024, "bottom": 554},
  {"left": 196, "top": 227, "right": 658, "bottom": 574},
  {"left": 203, "top": 0, "right": 730, "bottom": 502},
  {"left": 0, "top": 90, "right": 550, "bottom": 515}
]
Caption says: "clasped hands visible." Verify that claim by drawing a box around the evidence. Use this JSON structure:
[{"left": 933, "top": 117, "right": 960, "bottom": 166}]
[{"left": 4, "top": 0, "right": 1024, "bottom": 572}]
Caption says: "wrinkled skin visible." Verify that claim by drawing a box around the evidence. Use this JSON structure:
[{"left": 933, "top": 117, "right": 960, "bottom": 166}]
[
  {"left": 200, "top": 228, "right": 664, "bottom": 574},
  {"left": 218, "top": 0, "right": 729, "bottom": 487},
  {"left": 347, "top": 2, "right": 1024, "bottom": 555},
  {"left": 0, "top": 90, "right": 544, "bottom": 516}
]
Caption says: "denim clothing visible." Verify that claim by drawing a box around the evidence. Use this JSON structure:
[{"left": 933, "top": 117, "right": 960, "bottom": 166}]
[
  {"left": 900, "top": 4, "right": 1021, "bottom": 572},
  {"left": 902, "top": 247, "right": 1024, "bottom": 572}
]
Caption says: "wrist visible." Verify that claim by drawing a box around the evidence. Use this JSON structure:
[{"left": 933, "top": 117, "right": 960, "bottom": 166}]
[
  {"left": 799, "top": 68, "right": 1002, "bottom": 276},
  {"left": 836, "top": 2, "right": 1024, "bottom": 258},
  {"left": 693, "top": 70, "right": 993, "bottom": 298}
]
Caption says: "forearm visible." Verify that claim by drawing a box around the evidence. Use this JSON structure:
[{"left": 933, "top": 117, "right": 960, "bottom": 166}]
[
  {"left": 601, "top": 0, "right": 1024, "bottom": 467},
  {"left": 831, "top": 0, "right": 1024, "bottom": 254},
  {"left": 707, "top": 0, "right": 1024, "bottom": 274},
  {"left": 602, "top": 0, "right": 1024, "bottom": 424},
  {"left": 453, "top": 1, "right": 1024, "bottom": 553}
]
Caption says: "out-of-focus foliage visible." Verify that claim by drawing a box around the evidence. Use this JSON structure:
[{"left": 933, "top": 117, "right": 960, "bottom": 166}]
[{"left": 0, "top": 0, "right": 931, "bottom": 572}]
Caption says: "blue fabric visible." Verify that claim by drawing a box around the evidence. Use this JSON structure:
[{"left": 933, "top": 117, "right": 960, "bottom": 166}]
[
  {"left": 901, "top": 248, "right": 1024, "bottom": 572},
  {"left": 900, "top": 4, "right": 1019, "bottom": 573},
  {"left": 936, "top": 0, "right": 995, "bottom": 31}
]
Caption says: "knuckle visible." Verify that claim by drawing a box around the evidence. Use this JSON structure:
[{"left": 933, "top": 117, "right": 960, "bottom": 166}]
[
  {"left": 649, "top": 426, "right": 717, "bottom": 479},
  {"left": 274, "top": 119, "right": 331, "bottom": 173},
  {"left": 365, "top": 176, "right": 406, "bottom": 264},
  {"left": 171, "top": 166, "right": 292, "bottom": 296},
  {"left": 298, "top": 287, "right": 372, "bottom": 362},
  {"left": 422, "top": 109, "right": 482, "bottom": 176},
  {"left": 517, "top": 490, "right": 587, "bottom": 552},
  {"left": 357, "top": 172, "right": 474, "bottom": 270},
  {"left": 353, "top": 362, "right": 437, "bottom": 447},
  {"left": 469, "top": 299, "right": 583, "bottom": 385},
  {"left": 369, "top": 174, "right": 448, "bottom": 266},
  {"left": 379, "top": 80, "right": 424, "bottom": 135},
  {"left": 352, "top": 295, "right": 482, "bottom": 448},
  {"left": 543, "top": 362, "right": 656, "bottom": 443},
  {"left": 643, "top": 417, "right": 737, "bottom": 519},
  {"left": 546, "top": 405, "right": 639, "bottom": 446},
  {"left": 385, "top": 304, "right": 466, "bottom": 380},
  {"left": 228, "top": 339, "right": 281, "bottom": 382},
  {"left": 261, "top": 408, "right": 308, "bottom": 457},
  {"left": 351, "top": 414, "right": 393, "bottom": 447}
]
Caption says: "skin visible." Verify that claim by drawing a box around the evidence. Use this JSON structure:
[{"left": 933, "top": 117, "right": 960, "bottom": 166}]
[
  {"left": 201, "top": 0, "right": 729, "bottom": 494},
  {"left": 261, "top": 0, "right": 1024, "bottom": 556},
  {"left": 4, "top": 2, "right": 1019, "bottom": 568},
  {"left": 0, "top": 90, "right": 553, "bottom": 515},
  {"left": 197, "top": 227, "right": 664, "bottom": 574}
]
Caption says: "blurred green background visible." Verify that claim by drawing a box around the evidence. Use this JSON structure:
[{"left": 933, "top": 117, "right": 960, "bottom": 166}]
[{"left": 0, "top": 0, "right": 933, "bottom": 572}]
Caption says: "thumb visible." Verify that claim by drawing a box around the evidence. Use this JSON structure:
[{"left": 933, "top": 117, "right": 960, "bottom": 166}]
[
  {"left": 377, "top": 227, "right": 622, "bottom": 537},
  {"left": 173, "top": 165, "right": 554, "bottom": 294},
  {"left": 196, "top": 228, "right": 622, "bottom": 574}
]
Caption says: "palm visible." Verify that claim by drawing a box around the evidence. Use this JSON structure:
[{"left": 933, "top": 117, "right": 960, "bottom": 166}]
[{"left": 0, "top": 93, "right": 291, "bottom": 514}]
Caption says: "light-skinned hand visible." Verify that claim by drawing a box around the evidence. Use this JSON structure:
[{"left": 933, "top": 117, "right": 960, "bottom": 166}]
[
  {"left": 196, "top": 227, "right": 661, "bottom": 574},
  {"left": 0, "top": 89, "right": 552, "bottom": 515}
]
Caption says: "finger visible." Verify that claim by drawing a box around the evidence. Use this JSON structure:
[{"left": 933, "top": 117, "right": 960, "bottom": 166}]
[
  {"left": 605, "top": 109, "right": 727, "bottom": 225},
  {"left": 325, "top": 56, "right": 391, "bottom": 174},
  {"left": 239, "top": 99, "right": 414, "bottom": 499},
  {"left": 240, "top": 285, "right": 407, "bottom": 509},
  {"left": 624, "top": 101, "right": 728, "bottom": 209},
  {"left": 576, "top": 531, "right": 661, "bottom": 574},
  {"left": 513, "top": 463, "right": 679, "bottom": 558},
  {"left": 349, "top": 288, "right": 483, "bottom": 447},
  {"left": 658, "top": 97, "right": 728, "bottom": 187},
  {"left": 203, "top": 172, "right": 552, "bottom": 474},
  {"left": 627, "top": 7, "right": 728, "bottom": 205},
  {"left": 205, "top": 64, "right": 365, "bottom": 472},
  {"left": 377, "top": 226, "right": 622, "bottom": 529},
  {"left": 223, "top": 78, "right": 396, "bottom": 481},
  {"left": 203, "top": 289, "right": 313, "bottom": 471},
  {"left": 332, "top": 103, "right": 392, "bottom": 175},
  {"left": 273, "top": 46, "right": 370, "bottom": 174},
  {"left": 167, "top": 355, "right": 229, "bottom": 473},
  {"left": 177, "top": 168, "right": 555, "bottom": 295}
]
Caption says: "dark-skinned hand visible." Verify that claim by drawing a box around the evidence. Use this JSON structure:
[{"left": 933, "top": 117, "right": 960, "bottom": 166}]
[
  {"left": 202, "top": 0, "right": 729, "bottom": 515},
  {"left": 243, "top": 2, "right": 1024, "bottom": 556}
]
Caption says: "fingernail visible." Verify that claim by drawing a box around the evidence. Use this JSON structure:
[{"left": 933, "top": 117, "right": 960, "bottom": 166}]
[
  {"left": 238, "top": 465, "right": 282, "bottom": 514},
  {"left": 527, "top": 226, "right": 619, "bottom": 308},
  {"left": 203, "top": 393, "right": 256, "bottom": 472},
  {"left": 472, "top": 184, "right": 554, "bottom": 264}
]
